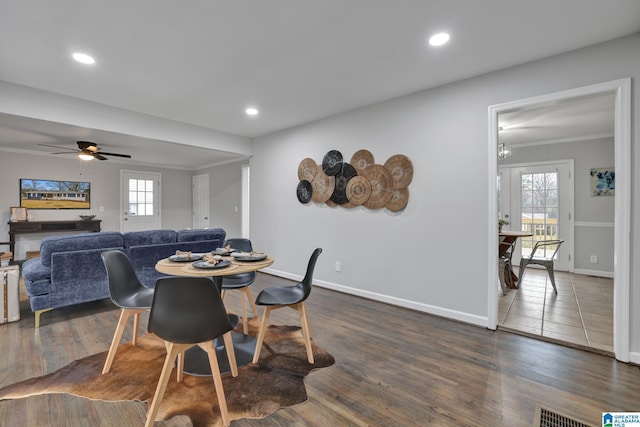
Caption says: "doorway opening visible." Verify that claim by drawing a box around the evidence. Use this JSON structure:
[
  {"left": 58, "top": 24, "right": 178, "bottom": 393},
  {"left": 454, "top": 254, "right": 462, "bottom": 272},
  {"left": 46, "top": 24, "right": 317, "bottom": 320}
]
[{"left": 487, "top": 78, "right": 631, "bottom": 362}]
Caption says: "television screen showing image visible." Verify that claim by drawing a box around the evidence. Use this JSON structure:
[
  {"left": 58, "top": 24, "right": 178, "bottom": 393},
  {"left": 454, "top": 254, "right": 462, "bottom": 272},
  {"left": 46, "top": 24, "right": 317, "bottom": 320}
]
[{"left": 20, "top": 179, "right": 91, "bottom": 209}]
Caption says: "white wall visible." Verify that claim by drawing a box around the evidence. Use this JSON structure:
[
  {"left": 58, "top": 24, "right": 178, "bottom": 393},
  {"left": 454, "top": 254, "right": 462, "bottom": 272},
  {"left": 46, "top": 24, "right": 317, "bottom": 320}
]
[
  {"left": 251, "top": 34, "right": 640, "bottom": 345},
  {"left": 0, "top": 152, "right": 194, "bottom": 259}
]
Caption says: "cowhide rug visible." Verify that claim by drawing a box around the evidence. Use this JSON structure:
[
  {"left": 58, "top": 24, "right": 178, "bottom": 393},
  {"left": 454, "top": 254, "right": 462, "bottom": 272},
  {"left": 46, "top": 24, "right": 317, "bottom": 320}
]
[{"left": 0, "top": 318, "right": 334, "bottom": 426}]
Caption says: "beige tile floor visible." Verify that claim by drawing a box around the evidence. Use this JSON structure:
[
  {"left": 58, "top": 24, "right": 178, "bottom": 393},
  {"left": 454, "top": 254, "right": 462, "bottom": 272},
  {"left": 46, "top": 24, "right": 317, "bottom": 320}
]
[{"left": 498, "top": 267, "right": 613, "bottom": 355}]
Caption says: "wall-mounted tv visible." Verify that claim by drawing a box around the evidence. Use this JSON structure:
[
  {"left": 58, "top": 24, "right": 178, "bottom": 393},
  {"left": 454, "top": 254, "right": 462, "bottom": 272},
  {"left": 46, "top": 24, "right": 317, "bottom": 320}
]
[{"left": 20, "top": 179, "right": 91, "bottom": 209}]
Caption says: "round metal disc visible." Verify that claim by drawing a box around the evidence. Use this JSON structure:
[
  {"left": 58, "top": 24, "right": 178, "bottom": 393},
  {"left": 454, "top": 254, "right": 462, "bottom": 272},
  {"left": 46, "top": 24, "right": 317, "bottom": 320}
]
[
  {"left": 311, "top": 164, "right": 335, "bottom": 203},
  {"left": 350, "top": 149, "right": 375, "bottom": 174},
  {"left": 296, "top": 180, "right": 312, "bottom": 204},
  {"left": 384, "top": 154, "right": 413, "bottom": 189},
  {"left": 361, "top": 164, "right": 394, "bottom": 210},
  {"left": 330, "top": 163, "right": 357, "bottom": 205},
  {"left": 322, "top": 150, "right": 343, "bottom": 176},
  {"left": 385, "top": 187, "right": 409, "bottom": 212},
  {"left": 346, "top": 175, "right": 371, "bottom": 206},
  {"left": 298, "top": 158, "right": 318, "bottom": 182}
]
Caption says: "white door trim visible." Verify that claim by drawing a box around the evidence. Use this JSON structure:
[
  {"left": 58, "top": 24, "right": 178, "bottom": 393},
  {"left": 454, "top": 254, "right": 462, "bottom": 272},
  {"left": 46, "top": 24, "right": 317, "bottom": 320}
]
[
  {"left": 241, "top": 164, "right": 250, "bottom": 239},
  {"left": 487, "top": 78, "right": 631, "bottom": 362}
]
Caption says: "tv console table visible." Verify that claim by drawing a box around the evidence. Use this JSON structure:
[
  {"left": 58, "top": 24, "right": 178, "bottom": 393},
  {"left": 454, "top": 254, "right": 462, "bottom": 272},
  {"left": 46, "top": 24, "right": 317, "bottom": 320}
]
[{"left": 8, "top": 219, "right": 102, "bottom": 258}]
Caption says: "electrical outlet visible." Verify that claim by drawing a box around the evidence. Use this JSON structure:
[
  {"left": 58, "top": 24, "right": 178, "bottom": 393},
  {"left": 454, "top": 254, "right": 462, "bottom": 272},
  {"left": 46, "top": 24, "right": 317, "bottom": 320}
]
[
  {"left": 335, "top": 261, "right": 341, "bottom": 272},
  {"left": 590, "top": 255, "right": 598, "bottom": 263}
]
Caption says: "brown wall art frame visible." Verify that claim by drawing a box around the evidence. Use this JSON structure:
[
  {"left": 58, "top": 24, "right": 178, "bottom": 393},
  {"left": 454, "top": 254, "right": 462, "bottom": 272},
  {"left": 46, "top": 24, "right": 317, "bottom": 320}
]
[{"left": 296, "top": 150, "right": 413, "bottom": 212}]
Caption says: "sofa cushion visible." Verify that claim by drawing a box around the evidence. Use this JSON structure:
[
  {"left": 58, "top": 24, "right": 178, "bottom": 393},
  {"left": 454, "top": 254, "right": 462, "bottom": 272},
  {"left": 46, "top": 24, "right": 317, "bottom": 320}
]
[
  {"left": 177, "top": 228, "right": 226, "bottom": 243},
  {"left": 123, "top": 230, "right": 177, "bottom": 248},
  {"left": 126, "top": 239, "right": 223, "bottom": 287},
  {"left": 39, "top": 232, "right": 124, "bottom": 267}
]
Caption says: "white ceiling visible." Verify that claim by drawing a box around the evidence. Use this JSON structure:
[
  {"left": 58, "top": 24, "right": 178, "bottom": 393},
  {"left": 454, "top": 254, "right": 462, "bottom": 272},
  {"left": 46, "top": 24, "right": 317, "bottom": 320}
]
[{"left": 0, "top": 0, "right": 638, "bottom": 168}]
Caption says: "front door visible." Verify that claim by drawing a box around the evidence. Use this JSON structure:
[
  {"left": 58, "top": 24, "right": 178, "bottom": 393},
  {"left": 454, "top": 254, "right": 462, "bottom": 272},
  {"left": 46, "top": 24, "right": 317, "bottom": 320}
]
[
  {"left": 499, "top": 161, "right": 573, "bottom": 271},
  {"left": 121, "top": 170, "right": 161, "bottom": 232}
]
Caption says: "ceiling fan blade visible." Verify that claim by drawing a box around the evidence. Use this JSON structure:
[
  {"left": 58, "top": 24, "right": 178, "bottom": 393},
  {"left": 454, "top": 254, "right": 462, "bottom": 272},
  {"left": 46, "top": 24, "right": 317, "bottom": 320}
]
[
  {"left": 50, "top": 151, "right": 77, "bottom": 155},
  {"left": 98, "top": 151, "right": 132, "bottom": 158},
  {"left": 93, "top": 153, "right": 108, "bottom": 160},
  {"left": 38, "top": 143, "right": 77, "bottom": 151}
]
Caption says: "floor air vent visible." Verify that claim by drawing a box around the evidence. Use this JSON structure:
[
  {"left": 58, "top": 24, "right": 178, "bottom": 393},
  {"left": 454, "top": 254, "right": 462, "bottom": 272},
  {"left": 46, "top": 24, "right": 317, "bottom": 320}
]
[{"left": 535, "top": 406, "right": 597, "bottom": 427}]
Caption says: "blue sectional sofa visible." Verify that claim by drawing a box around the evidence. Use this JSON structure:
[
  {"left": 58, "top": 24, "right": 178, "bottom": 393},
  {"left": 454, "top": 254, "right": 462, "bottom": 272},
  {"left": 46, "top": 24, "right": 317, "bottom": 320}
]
[{"left": 21, "top": 228, "right": 226, "bottom": 327}]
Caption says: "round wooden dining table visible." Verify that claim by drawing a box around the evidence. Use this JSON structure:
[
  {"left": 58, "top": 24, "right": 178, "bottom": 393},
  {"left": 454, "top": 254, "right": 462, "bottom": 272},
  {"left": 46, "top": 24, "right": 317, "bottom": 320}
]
[{"left": 155, "top": 254, "right": 274, "bottom": 375}]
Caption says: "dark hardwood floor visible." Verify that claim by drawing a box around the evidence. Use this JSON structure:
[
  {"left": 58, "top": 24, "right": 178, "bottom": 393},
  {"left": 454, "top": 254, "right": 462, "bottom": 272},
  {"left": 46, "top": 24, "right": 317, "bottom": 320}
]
[{"left": 1, "top": 272, "right": 638, "bottom": 426}]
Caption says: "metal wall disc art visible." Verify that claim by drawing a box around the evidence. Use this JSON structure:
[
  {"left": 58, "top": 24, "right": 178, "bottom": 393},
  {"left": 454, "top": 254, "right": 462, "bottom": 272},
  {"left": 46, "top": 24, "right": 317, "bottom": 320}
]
[
  {"left": 384, "top": 154, "right": 413, "bottom": 189},
  {"left": 361, "top": 164, "right": 394, "bottom": 209},
  {"left": 296, "top": 150, "right": 412, "bottom": 212},
  {"left": 385, "top": 187, "right": 409, "bottom": 212},
  {"left": 296, "top": 180, "right": 312, "bottom": 204},
  {"left": 345, "top": 176, "right": 371, "bottom": 206},
  {"left": 350, "top": 149, "right": 375, "bottom": 173},
  {"left": 322, "top": 150, "right": 343, "bottom": 176},
  {"left": 298, "top": 158, "right": 318, "bottom": 182},
  {"left": 311, "top": 164, "right": 335, "bottom": 203},
  {"left": 330, "top": 163, "right": 357, "bottom": 205}
]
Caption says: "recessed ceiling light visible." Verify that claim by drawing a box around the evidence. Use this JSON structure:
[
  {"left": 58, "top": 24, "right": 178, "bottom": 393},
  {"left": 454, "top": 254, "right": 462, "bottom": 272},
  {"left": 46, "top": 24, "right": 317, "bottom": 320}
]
[
  {"left": 245, "top": 107, "right": 259, "bottom": 116},
  {"left": 72, "top": 52, "right": 96, "bottom": 64},
  {"left": 429, "top": 32, "right": 450, "bottom": 47}
]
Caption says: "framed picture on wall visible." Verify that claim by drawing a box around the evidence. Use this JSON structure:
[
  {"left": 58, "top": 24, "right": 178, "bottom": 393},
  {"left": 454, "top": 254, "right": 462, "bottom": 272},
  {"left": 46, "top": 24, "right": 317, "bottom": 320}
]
[
  {"left": 10, "top": 206, "right": 28, "bottom": 222},
  {"left": 590, "top": 167, "right": 615, "bottom": 196}
]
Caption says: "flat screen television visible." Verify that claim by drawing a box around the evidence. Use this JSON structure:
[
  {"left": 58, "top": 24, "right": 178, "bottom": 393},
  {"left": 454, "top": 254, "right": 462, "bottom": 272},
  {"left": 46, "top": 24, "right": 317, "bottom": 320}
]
[{"left": 20, "top": 179, "right": 91, "bottom": 209}]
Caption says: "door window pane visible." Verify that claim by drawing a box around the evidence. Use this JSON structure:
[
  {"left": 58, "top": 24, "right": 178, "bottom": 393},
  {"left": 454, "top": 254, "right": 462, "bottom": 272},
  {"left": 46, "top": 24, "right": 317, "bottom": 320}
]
[
  {"left": 520, "top": 171, "right": 559, "bottom": 258},
  {"left": 128, "top": 179, "right": 154, "bottom": 216}
]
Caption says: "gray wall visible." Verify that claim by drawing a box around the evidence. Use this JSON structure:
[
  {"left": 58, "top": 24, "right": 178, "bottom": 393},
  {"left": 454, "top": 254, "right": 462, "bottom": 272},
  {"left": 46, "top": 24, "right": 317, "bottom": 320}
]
[
  {"left": 197, "top": 160, "right": 247, "bottom": 239},
  {"left": 250, "top": 34, "right": 639, "bottom": 354},
  {"left": 499, "top": 137, "right": 615, "bottom": 273},
  {"left": 0, "top": 152, "right": 194, "bottom": 259}
]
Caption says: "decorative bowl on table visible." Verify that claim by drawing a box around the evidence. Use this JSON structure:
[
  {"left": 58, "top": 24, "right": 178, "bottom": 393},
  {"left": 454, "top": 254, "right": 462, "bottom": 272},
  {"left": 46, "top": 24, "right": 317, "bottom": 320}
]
[{"left": 79, "top": 215, "right": 96, "bottom": 221}]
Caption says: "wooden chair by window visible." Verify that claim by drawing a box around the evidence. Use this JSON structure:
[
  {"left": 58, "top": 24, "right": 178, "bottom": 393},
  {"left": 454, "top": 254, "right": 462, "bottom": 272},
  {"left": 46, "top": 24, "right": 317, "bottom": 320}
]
[
  {"left": 498, "top": 237, "right": 518, "bottom": 294},
  {"left": 517, "top": 239, "right": 564, "bottom": 295}
]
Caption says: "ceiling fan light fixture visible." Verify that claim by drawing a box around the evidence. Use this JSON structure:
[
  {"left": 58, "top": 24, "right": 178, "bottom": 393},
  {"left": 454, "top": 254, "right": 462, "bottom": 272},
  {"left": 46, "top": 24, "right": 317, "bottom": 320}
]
[
  {"left": 498, "top": 142, "right": 512, "bottom": 159},
  {"left": 78, "top": 152, "right": 94, "bottom": 161},
  {"left": 245, "top": 107, "right": 259, "bottom": 116}
]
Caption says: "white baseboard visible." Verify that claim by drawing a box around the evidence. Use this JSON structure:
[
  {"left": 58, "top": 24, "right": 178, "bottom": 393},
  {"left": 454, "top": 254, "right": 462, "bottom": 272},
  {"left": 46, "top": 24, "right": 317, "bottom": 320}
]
[
  {"left": 573, "top": 268, "right": 614, "bottom": 278},
  {"left": 629, "top": 351, "right": 640, "bottom": 365},
  {"left": 261, "top": 267, "right": 488, "bottom": 327}
]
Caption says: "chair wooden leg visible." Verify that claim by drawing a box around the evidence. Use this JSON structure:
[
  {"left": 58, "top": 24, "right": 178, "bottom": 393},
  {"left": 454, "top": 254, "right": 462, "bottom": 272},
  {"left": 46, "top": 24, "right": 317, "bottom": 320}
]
[
  {"left": 240, "top": 288, "right": 249, "bottom": 335},
  {"left": 252, "top": 306, "right": 273, "bottom": 363},
  {"left": 132, "top": 312, "right": 140, "bottom": 345},
  {"left": 176, "top": 351, "right": 185, "bottom": 382},
  {"left": 297, "top": 302, "right": 314, "bottom": 364},
  {"left": 222, "top": 332, "right": 238, "bottom": 377},
  {"left": 244, "top": 287, "right": 259, "bottom": 318},
  {"left": 103, "top": 309, "right": 139, "bottom": 374},
  {"left": 145, "top": 342, "right": 189, "bottom": 427},
  {"left": 199, "top": 340, "right": 231, "bottom": 427},
  {"left": 221, "top": 289, "right": 226, "bottom": 300}
]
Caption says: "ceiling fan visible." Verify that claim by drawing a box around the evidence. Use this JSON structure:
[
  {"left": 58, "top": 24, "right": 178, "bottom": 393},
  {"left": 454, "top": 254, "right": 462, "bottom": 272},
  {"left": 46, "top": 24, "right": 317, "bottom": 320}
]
[{"left": 39, "top": 141, "right": 132, "bottom": 161}]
